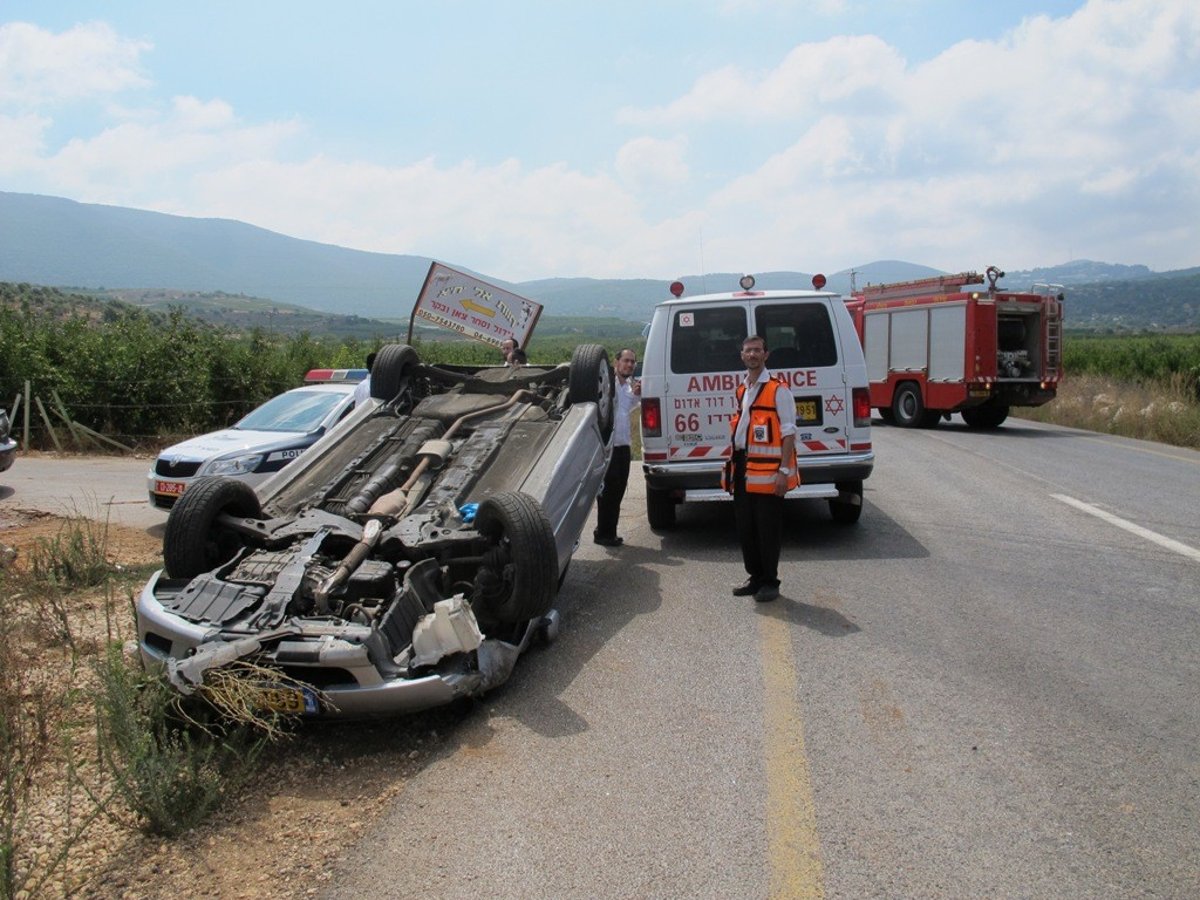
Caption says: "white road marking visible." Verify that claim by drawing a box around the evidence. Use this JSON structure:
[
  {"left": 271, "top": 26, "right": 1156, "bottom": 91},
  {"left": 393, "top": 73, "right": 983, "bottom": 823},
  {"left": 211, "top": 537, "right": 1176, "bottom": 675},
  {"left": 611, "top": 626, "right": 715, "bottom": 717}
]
[{"left": 1051, "top": 494, "right": 1200, "bottom": 564}]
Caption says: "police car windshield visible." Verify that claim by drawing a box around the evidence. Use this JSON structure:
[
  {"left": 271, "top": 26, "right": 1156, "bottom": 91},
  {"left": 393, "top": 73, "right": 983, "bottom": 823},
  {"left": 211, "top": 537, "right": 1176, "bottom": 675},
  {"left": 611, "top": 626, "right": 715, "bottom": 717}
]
[{"left": 234, "top": 389, "right": 346, "bottom": 433}]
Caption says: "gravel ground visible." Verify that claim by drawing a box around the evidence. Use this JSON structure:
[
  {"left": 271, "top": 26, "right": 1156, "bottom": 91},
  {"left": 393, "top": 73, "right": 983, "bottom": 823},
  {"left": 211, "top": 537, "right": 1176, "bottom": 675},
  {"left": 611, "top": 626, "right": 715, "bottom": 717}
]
[{"left": 0, "top": 511, "right": 450, "bottom": 900}]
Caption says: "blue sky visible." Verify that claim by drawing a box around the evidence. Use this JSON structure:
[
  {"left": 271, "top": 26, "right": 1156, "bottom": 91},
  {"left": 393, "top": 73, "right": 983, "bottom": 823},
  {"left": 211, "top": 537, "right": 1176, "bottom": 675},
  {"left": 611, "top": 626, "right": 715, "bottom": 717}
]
[{"left": 2, "top": 0, "right": 1196, "bottom": 282}]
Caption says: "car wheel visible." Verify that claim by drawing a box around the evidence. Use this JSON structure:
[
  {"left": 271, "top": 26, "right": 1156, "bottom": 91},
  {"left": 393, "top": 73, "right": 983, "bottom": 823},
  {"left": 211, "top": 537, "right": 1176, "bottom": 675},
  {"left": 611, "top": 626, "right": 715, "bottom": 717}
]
[
  {"left": 961, "top": 402, "right": 1009, "bottom": 429},
  {"left": 646, "top": 486, "right": 676, "bottom": 530},
  {"left": 472, "top": 491, "right": 559, "bottom": 625},
  {"left": 370, "top": 344, "right": 420, "bottom": 402},
  {"left": 891, "top": 383, "right": 926, "bottom": 428},
  {"left": 828, "top": 479, "right": 863, "bottom": 525},
  {"left": 568, "top": 344, "right": 615, "bottom": 442},
  {"left": 163, "top": 477, "right": 263, "bottom": 578}
]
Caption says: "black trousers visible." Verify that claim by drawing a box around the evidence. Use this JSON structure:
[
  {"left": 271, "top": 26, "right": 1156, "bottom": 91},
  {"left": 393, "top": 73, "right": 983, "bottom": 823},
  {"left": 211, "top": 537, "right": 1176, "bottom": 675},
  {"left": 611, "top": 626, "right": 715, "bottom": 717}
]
[
  {"left": 732, "top": 451, "right": 783, "bottom": 588},
  {"left": 595, "top": 444, "right": 632, "bottom": 539}
]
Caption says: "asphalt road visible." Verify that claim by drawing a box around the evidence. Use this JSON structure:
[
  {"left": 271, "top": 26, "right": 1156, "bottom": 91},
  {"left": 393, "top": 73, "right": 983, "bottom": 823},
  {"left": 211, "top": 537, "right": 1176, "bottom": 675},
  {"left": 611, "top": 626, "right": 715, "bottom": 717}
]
[{"left": 3, "top": 422, "right": 1198, "bottom": 897}]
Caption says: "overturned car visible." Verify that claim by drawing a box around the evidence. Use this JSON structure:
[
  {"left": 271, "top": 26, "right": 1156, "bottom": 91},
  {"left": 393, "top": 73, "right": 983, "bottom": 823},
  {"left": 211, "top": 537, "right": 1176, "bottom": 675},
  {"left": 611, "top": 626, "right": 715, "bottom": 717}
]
[{"left": 136, "top": 343, "right": 615, "bottom": 717}]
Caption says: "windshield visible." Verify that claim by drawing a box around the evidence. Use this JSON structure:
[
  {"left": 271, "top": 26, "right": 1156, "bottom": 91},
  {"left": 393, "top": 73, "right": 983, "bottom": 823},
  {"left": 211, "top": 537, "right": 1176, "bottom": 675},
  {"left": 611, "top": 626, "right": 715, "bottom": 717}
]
[{"left": 235, "top": 389, "right": 346, "bottom": 433}]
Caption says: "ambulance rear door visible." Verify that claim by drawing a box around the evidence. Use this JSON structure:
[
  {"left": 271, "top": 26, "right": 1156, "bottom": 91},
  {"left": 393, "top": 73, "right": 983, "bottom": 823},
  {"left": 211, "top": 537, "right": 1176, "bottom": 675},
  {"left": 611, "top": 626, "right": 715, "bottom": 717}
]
[{"left": 752, "top": 299, "right": 852, "bottom": 463}]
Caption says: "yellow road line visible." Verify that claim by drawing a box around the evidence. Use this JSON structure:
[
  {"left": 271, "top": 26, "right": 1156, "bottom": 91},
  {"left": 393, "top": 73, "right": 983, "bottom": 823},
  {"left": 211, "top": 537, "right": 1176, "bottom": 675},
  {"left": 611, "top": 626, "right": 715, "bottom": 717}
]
[{"left": 760, "top": 614, "right": 825, "bottom": 898}]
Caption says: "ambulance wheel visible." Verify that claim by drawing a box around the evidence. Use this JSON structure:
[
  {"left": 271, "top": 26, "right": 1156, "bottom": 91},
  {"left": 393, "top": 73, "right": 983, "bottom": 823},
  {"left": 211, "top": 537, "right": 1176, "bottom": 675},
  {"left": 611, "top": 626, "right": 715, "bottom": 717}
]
[
  {"left": 164, "top": 477, "right": 263, "bottom": 578},
  {"left": 370, "top": 344, "right": 420, "bottom": 402},
  {"left": 962, "top": 403, "right": 1009, "bottom": 429},
  {"left": 569, "top": 344, "right": 615, "bottom": 442},
  {"left": 646, "top": 487, "right": 676, "bottom": 530},
  {"left": 829, "top": 480, "right": 863, "bottom": 525},
  {"left": 891, "top": 383, "right": 926, "bottom": 428}
]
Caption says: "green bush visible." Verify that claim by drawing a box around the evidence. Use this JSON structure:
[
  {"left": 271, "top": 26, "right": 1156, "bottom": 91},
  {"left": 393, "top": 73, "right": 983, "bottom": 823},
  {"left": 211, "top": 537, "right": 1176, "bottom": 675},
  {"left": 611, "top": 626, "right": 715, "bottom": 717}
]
[{"left": 93, "top": 646, "right": 268, "bottom": 837}]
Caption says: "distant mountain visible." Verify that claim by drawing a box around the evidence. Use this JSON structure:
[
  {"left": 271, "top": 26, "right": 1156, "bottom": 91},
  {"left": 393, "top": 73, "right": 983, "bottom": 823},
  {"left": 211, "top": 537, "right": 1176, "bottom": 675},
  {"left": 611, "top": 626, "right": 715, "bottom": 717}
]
[
  {"left": 1004, "top": 260, "right": 1155, "bottom": 286},
  {"left": 0, "top": 191, "right": 434, "bottom": 319},
  {"left": 1, "top": 190, "right": 1195, "bottom": 331}
]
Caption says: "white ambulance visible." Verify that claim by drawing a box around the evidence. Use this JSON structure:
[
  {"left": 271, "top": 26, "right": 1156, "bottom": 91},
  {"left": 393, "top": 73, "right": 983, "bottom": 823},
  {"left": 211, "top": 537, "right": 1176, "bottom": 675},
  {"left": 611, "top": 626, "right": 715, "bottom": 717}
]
[{"left": 639, "top": 275, "right": 874, "bottom": 528}]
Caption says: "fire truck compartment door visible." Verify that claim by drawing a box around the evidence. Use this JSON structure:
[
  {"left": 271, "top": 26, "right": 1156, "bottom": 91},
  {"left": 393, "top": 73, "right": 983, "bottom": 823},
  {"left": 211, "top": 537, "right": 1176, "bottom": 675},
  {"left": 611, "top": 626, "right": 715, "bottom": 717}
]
[{"left": 929, "top": 305, "right": 966, "bottom": 381}]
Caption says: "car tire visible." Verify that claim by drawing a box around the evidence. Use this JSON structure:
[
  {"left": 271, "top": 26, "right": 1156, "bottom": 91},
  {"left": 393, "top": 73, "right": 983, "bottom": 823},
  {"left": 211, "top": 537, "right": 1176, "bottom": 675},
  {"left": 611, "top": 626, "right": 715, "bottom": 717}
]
[
  {"left": 370, "top": 344, "right": 420, "bottom": 402},
  {"left": 472, "top": 491, "right": 559, "bottom": 625},
  {"left": 646, "top": 486, "right": 676, "bottom": 530},
  {"left": 828, "top": 479, "right": 863, "bottom": 525},
  {"left": 163, "top": 477, "right": 263, "bottom": 578},
  {"left": 891, "top": 383, "right": 926, "bottom": 428},
  {"left": 568, "top": 344, "right": 615, "bottom": 442},
  {"left": 961, "top": 402, "right": 1009, "bottom": 429}
]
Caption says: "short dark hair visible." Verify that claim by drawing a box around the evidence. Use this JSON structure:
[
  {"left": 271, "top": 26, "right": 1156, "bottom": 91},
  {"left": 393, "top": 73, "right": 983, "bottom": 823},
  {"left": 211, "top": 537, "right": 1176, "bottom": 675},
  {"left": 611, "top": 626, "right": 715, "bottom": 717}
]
[
  {"left": 616, "top": 348, "right": 636, "bottom": 362},
  {"left": 510, "top": 348, "right": 528, "bottom": 364},
  {"left": 742, "top": 334, "right": 768, "bottom": 351},
  {"left": 365, "top": 351, "right": 377, "bottom": 370}
]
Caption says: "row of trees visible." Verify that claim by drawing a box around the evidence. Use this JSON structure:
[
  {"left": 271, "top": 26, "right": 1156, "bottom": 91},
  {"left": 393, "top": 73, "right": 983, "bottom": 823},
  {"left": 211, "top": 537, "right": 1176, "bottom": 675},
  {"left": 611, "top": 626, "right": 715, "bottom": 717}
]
[{"left": 0, "top": 305, "right": 640, "bottom": 447}]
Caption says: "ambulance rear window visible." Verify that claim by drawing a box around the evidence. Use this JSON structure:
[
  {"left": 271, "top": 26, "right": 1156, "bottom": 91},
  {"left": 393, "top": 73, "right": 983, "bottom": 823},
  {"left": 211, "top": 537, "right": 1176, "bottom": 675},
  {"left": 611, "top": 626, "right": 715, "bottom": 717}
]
[
  {"left": 754, "top": 303, "right": 838, "bottom": 369},
  {"left": 670, "top": 307, "right": 746, "bottom": 374}
]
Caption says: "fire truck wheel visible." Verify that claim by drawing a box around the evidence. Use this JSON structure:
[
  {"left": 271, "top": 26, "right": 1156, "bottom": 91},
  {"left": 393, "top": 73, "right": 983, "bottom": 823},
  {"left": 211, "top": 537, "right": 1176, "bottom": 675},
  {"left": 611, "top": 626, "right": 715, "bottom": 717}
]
[
  {"left": 877, "top": 408, "right": 895, "bottom": 425},
  {"left": 891, "top": 383, "right": 926, "bottom": 428},
  {"left": 962, "top": 403, "right": 1010, "bottom": 429},
  {"left": 829, "top": 480, "right": 863, "bottom": 525}
]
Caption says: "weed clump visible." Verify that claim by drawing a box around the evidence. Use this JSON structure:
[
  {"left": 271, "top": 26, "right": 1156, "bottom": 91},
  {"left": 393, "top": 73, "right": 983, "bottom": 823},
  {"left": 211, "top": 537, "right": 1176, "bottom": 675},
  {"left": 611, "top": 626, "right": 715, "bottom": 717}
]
[{"left": 93, "top": 645, "right": 271, "bottom": 837}]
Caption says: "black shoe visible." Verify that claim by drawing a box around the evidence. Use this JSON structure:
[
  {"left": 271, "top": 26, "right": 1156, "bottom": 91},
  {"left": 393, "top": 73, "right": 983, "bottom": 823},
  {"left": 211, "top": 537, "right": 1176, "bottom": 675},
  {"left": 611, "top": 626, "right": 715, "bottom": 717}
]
[
  {"left": 593, "top": 534, "right": 624, "bottom": 547},
  {"left": 732, "top": 578, "right": 760, "bottom": 597},
  {"left": 754, "top": 584, "right": 780, "bottom": 602}
]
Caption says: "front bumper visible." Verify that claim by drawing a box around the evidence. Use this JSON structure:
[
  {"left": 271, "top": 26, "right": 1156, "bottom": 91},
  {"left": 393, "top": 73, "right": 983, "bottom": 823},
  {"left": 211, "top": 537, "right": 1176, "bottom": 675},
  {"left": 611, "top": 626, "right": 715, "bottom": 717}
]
[
  {"left": 0, "top": 437, "right": 15, "bottom": 474},
  {"left": 135, "top": 570, "right": 532, "bottom": 718}
]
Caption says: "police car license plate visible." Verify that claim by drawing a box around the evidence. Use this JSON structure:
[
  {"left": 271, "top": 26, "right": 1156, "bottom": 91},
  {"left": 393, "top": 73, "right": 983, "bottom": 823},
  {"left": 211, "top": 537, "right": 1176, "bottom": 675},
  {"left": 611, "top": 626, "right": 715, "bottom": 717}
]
[
  {"left": 154, "top": 480, "right": 186, "bottom": 496},
  {"left": 252, "top": 684, "right": 319, "bottom": 716},
  {"left": 795, "top": 399, "right": 819, "bottom": 424}
]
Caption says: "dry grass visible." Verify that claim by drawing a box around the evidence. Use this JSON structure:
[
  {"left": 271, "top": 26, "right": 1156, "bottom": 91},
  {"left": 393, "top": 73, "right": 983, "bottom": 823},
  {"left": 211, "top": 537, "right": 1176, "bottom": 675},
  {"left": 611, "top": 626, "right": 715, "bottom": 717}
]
[{"left": 1021, "top": 374, "right": 1200, "bottom": 449}]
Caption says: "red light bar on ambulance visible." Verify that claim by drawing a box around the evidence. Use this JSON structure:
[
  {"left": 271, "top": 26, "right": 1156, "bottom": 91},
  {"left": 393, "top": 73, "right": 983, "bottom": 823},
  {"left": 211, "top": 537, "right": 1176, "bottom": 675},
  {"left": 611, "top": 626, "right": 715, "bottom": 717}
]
[{"left": 304, "top": 368, "right": 368, "bottom": 383}]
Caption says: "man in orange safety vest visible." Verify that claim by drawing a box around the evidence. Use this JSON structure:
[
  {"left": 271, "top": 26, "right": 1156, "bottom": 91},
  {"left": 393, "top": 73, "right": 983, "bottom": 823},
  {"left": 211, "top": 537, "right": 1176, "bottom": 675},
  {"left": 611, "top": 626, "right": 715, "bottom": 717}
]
[{"left": 724, "top": 334, "right": 798, "bottom": 603}]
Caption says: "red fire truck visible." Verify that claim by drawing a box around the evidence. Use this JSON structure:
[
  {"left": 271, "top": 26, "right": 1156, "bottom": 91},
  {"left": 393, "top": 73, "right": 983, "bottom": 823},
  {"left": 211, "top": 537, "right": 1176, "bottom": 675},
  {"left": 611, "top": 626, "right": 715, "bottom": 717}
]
[{"left": 846, "top": 266, "right": 1064, "bottom": 429}]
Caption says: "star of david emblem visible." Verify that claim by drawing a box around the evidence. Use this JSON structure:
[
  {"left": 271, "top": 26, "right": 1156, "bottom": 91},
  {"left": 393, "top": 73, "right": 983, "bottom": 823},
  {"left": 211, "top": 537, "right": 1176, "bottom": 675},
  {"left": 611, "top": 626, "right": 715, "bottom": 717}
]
[{"left": 825, "top": 395, "right": 845, "bottom": 415}]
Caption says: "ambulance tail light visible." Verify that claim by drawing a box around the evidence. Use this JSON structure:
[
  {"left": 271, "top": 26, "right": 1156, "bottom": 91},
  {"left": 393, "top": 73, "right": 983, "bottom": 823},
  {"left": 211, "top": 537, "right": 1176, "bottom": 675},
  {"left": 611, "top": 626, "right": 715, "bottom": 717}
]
[
  {"left": 642, "top": 398, "right": 662, "bottom": 438},
  {"left": 852, "top": 387, "right": 871, "bottom": 428}
]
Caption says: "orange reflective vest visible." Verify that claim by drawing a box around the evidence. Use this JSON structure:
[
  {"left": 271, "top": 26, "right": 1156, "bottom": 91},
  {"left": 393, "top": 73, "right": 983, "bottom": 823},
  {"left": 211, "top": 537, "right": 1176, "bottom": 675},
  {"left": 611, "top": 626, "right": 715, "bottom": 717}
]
[{"left": 722, "top": 376, "right": 799, "bottom": 494}]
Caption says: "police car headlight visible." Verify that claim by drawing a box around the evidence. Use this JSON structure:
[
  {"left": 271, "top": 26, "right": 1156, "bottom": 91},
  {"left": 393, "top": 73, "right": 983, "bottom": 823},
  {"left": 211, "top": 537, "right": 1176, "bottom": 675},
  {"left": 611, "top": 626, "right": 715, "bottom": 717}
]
[{"left": 205, "top": 453, "right": 264, "bottom": 476}]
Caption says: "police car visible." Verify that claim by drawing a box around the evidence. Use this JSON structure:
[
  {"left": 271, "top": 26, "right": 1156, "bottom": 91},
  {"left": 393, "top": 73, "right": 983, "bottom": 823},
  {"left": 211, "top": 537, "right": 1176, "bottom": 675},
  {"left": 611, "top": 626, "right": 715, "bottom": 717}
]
[{"left": 147, "top": 368, "right": 367, "bottom": 509}]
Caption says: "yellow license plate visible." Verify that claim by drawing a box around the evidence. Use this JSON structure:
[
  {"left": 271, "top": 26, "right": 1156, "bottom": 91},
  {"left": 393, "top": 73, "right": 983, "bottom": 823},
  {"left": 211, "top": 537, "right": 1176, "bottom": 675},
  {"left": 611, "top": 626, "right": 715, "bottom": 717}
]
[
  {"left": 795, "top": 399, "right": 819, "bottom": 423},
  {"left": 254, "top": 685, "right": 317, "bottom": 715}
]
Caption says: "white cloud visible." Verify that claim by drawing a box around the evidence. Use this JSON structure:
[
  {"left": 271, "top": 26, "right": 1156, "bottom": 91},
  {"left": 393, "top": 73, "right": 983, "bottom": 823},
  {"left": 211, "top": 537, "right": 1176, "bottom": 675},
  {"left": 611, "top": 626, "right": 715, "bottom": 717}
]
[
  {"left": 2, "top": 3, "right": 1198, "bottom": 280},
  {"left": 615, "top": 136, "right": 690, "bottom": 188},
  {"left": 617, "top": 35, "right": 904, "bottom": 126},
  {"left": 0, "top": 21, "right": 150, "bottom": 106}
]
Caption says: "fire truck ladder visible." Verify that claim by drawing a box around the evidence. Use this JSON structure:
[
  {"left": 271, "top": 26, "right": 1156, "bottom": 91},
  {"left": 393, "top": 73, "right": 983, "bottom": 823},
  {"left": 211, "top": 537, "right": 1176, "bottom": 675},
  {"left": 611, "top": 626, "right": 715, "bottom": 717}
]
[
  {"left": 1045, "top": 301, "right": 1063, "bottom": 373},
  {"left": 856, "top": 271, "right": 985, "bottom": 301}
]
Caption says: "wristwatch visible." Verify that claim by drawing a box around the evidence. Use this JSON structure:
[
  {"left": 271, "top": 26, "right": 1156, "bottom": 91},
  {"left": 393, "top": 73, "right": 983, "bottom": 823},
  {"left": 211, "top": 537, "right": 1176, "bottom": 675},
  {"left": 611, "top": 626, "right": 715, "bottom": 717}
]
[{"left": 778, "top": 467, "right": 792, "bottom": 475}]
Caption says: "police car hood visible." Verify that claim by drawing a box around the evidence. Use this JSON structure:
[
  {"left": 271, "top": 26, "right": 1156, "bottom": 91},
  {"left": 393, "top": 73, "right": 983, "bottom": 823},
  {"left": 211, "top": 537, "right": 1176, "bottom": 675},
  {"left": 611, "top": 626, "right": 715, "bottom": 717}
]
[{"left": 159, "top": 428, "right": 310, "bottom": 462}]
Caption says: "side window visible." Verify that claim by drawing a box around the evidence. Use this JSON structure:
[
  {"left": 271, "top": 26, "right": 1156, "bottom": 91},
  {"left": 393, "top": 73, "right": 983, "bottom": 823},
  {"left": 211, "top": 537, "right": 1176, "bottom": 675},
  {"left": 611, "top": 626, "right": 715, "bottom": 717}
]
[
  {"left": 755, "top": 303, "right": 838, "bottom": 368},
  {"left": 669, "top": 307, "right": 747, "bottom": 374}
]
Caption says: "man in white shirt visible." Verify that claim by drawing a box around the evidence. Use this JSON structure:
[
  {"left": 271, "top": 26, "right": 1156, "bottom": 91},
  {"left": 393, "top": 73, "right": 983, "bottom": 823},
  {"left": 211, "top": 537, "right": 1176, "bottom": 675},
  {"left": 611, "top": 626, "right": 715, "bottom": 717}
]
[
  {"left": 353, "top": 351, "right": 376, "bottom": 407},
  {"left": 594, "top": 348, "right": 642, "bottom": 547}
]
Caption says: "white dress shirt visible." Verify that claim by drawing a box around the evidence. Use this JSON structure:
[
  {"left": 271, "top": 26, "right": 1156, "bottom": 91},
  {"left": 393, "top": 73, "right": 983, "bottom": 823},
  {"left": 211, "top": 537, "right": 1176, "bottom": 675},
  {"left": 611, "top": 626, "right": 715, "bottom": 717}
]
[
  {"left": 733, "top": 369, "right": 796, "bottom": 450},
  {"left": 613, "top": 376, "right": 641, "bottom": 447}
]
